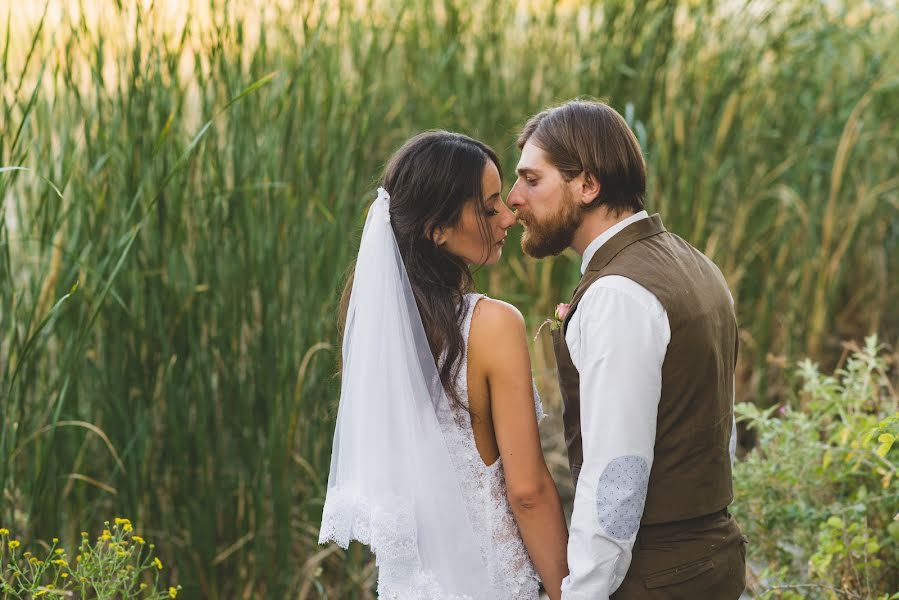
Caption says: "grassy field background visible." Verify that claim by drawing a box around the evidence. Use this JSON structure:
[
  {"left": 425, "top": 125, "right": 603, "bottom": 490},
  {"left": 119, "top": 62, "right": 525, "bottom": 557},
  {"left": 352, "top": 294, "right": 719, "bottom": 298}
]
[{"left": 2, "top": 0, "right": 898, "bottom": 597}]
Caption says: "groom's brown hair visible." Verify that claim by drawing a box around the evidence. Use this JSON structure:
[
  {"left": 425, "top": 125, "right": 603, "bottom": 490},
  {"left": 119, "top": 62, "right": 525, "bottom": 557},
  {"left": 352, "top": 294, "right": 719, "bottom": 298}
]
[{"left": 517, "top": 100, "right": 646, "bottom": 215}]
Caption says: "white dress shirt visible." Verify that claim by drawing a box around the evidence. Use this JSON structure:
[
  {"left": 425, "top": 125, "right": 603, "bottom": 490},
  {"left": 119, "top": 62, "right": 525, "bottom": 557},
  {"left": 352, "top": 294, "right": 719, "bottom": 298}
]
[{"left": 560, "top": 211, "right": 737, "bottom": 599}]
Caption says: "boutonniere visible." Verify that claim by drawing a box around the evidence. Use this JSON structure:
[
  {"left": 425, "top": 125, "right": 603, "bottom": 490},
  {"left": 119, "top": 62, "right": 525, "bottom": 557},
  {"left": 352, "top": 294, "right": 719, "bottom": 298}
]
[
  {"left": 534, "top": 303, "right": 572, "bottom": 340},
  {"left": 554, "top": 303, "right": 572, "bottom": 324}
]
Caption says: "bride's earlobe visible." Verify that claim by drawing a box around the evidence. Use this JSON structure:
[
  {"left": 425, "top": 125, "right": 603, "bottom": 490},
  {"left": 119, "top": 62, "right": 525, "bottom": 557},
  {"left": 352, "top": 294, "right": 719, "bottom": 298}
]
[{"left": 431, "top": 227, "right": 448, "bottom": 247}]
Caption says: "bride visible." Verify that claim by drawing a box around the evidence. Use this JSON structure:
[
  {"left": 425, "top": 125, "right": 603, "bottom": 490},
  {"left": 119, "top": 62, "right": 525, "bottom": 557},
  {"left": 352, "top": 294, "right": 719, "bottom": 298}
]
[{"left": 318, "top": 131, "right": 568, "bottom": 599}]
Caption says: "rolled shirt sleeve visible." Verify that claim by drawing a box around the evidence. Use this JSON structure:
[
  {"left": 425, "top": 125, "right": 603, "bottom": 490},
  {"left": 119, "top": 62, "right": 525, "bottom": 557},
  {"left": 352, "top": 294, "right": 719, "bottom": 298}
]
[{"left": 561, "top": 276, "right": 670, "bottom": 600}]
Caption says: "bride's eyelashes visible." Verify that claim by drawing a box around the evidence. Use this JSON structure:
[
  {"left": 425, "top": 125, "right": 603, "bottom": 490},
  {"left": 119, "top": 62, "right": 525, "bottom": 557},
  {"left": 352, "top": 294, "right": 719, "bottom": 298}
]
[{"left": 481, "top": 201, "right": 500, "bottom": 217}]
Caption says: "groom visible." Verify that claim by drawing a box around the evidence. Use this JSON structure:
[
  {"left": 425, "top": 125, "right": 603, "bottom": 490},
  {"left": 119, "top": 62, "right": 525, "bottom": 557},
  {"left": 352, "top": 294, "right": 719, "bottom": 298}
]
[{"left": 508, "top": 100, "right": 746, "bottom": 599}]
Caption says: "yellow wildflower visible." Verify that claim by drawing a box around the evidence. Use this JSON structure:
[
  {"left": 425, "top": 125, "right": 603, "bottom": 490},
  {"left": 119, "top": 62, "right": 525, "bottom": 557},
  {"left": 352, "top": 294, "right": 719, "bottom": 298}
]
[
  {"left": 52, "top": 537, "right": 59, "bottom": 544},
  {"left": 8, "top": 540, "right": 20, "bottom": 550},
  {"left": 117, "top": 551, "right": 127, "bottom": 557},
  {"left": 114, "top": 518, "right": 133, "bottom": 532},
  {"left": 34, "top": 591, "right": 47, "bottom": 598},
  {"left": 61, "top": 573, "right": 68, "bottom": 579},
  {"left": 55, "top": 548, "right": 64, "bottom": 555},
  {"left": 100, "top": 529, "right": 112, "bottom": 541},
  {"left": 169, "top": 587, "right": 178, "bottom": 598},
  {"left": 154, "top": 557, "right": 164, "bottom": 570},
  {"left": 80, "top": 531, "right": 88, "bottom": 538},
  {"left": 0, "top": 528, "right": 8, "bottom": 535},
  {"left": 133, "top": 535, "right": 145, "bottom": 544},
  {"left": 140, "top": 583, "right": 148, "bottom": 590}
]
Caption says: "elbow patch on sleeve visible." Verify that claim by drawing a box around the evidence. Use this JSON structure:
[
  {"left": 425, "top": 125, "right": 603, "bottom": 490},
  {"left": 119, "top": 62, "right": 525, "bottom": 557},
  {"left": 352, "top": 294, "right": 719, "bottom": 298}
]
[{"left": 597, "top": 455, "right": 650, "bottom": 540}]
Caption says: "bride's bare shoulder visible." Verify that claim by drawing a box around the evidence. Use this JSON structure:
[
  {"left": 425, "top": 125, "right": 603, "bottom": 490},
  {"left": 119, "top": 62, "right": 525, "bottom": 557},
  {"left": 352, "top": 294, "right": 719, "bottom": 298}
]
[{"left": 469, "top": 297, "right": 527, "bottom": 352}]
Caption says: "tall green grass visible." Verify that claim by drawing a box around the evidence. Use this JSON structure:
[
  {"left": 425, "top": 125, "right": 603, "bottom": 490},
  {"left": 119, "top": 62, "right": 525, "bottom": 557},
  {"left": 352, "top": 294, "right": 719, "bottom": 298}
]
[{"left": 2, "top": 0, "right": 898, "bottom": 596}]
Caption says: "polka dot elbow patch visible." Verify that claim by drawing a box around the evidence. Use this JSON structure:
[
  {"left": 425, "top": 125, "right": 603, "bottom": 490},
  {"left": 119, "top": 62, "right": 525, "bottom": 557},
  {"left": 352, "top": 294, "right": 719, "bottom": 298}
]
[{"left": 596, "top": 455, "right": 649, "bottom": 540}]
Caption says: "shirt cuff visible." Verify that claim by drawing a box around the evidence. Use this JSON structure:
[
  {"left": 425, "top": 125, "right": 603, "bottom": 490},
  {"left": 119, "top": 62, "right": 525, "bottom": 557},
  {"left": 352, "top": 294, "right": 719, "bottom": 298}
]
[{"left": 561, "top": 576, "right": 610, "bottom": 600}]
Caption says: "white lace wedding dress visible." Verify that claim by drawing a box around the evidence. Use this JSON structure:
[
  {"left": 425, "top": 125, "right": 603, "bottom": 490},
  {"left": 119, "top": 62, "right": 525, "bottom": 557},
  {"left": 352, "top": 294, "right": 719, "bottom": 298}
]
[
  {"left": 433, "top": 293, "right": 544, "bottom": 599},
  {"left": 319, "top": 192, "right": 544, "bottom": 599},
  {"left": 319, "top": 289, "right": 545, "bottom": 599}
]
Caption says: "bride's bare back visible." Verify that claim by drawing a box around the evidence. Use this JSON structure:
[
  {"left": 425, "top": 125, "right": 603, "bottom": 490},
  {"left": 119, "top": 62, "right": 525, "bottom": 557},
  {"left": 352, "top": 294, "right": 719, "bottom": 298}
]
[{"left": 455, "top": 295, "right": 568, "bottom": 600}]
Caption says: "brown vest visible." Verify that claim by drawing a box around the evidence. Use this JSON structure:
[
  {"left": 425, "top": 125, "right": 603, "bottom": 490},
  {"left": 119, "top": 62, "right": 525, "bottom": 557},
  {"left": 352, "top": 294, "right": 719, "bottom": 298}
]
[{"left": 552, "top": 214, "right": 738, "bottom": 525}]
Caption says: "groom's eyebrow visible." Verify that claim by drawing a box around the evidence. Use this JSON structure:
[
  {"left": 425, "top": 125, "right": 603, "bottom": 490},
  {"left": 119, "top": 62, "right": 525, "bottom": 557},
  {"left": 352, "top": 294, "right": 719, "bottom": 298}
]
[{"left": 516, "top": 167, "right": 538, "bottom": 177}]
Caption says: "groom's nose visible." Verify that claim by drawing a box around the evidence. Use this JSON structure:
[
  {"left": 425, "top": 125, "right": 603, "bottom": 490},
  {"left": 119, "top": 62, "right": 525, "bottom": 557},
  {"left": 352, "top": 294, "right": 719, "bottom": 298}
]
[
  {"left": 498, "top": 202, "right": 517, "bottom": 229},
  {"left": 507, "top": 180, "right": 524, "bottom": 211}
]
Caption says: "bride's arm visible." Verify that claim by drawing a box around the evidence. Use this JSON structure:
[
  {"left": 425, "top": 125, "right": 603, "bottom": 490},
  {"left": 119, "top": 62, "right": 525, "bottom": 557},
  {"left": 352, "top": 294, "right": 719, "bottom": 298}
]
[{"left": 470, "top": 299, "right": 569, "bottom": 600}]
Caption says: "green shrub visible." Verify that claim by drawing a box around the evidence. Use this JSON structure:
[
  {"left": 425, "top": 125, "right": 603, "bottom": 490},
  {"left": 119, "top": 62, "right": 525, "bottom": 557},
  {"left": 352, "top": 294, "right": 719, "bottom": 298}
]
[{"left": 734, "top": 336, "right": 899, "bottom": 599}]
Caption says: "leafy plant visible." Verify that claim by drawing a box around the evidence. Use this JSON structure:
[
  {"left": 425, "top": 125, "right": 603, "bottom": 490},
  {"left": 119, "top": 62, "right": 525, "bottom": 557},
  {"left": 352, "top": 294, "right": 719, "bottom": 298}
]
[
  {"left": 0, "top": 518, "right": 179, "bottom": 599},
  {"left": 734, "top": 336, "right": 898, "bottom": 599}
]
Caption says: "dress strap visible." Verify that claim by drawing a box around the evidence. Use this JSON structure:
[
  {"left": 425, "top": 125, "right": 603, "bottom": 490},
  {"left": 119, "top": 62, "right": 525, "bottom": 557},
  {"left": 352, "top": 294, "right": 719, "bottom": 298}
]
[{"left": 461, "top": 293, "right": 486, "bottom": 346}]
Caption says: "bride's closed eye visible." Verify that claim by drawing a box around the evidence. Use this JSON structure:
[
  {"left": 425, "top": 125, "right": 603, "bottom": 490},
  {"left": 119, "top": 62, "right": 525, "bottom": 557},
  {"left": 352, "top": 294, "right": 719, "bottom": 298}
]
[{"left": 483, "top": 200, "right": 501, "bottom": 217}]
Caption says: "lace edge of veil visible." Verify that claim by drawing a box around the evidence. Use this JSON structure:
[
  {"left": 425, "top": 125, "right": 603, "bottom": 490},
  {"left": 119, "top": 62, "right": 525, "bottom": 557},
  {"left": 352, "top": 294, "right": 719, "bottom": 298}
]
[{"left": 318, "top": 488, "right": 475, "bottom": 600}]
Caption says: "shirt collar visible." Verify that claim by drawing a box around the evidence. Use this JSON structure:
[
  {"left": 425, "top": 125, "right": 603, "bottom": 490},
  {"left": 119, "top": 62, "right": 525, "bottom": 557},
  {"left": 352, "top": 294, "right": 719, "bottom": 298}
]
[{"left": 580, "top": 210, "right": 650, "bottom": 274}]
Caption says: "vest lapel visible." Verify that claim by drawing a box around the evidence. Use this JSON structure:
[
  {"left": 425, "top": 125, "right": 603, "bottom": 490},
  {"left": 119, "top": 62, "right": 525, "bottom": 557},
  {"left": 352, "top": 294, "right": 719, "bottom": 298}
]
[
  {"left": 553, "top": 215, "right": 668, "bottom": 486},
  {"left": 563, "top": 214, "right": 666, "bottom": 330}
]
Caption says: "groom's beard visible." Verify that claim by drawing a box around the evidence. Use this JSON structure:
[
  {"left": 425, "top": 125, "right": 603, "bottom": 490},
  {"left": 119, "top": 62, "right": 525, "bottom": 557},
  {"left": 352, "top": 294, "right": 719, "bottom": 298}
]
[{"left": 520, "top": 186, "right": 582, "bottom": 258}]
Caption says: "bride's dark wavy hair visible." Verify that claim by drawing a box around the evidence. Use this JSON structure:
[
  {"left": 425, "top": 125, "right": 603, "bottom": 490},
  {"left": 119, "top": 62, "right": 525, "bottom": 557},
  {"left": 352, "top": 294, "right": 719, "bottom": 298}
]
[{"left": 339, "top": 130, "right": 502, "bottom": 408}]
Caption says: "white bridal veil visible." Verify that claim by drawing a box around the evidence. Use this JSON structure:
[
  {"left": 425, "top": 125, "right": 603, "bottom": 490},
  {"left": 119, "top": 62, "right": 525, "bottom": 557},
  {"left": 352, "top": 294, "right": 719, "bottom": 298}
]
[{"left": 318, "top": 188, "right": 493, "bottom": 598}]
